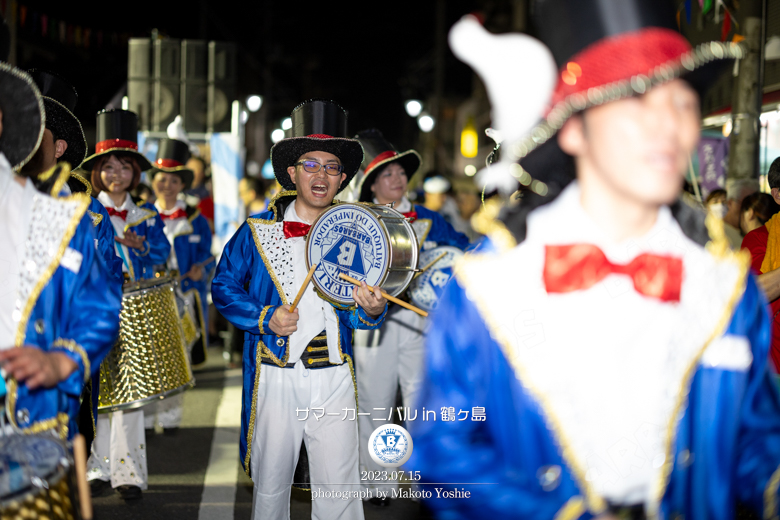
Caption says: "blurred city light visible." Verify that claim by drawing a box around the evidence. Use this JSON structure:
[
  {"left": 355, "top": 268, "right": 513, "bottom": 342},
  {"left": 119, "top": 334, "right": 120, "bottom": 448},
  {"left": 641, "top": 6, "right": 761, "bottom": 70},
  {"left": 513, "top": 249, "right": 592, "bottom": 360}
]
[
  {"left": 465, "top": 164, "right": 477, "bottom": 176},
  {"left": 461, "top": 118, "right": 478, "bottom": 158},
  {"left": 240, "top": 110, "right": 249, "bottom": 124},
  {"left": 246, "top": 95, "right": 263, "bottom": 112},
  {"left": 282, "top": 117, "right": 293, "bottom": 130},
  {"left": 271, "top": 129, "right": 285, "bottom": 143},
  {"left": 418, "top": 114, "right": 435, "bottom": 133},
  {"left": 405, "top": 100, "right": 423, "bottom": 117}
]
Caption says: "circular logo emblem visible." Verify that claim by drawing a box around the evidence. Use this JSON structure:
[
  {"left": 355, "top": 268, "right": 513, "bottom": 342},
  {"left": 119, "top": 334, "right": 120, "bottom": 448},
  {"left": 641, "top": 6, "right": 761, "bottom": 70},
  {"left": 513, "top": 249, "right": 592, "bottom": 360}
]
[
  {"left": 408, "top": 246, "right": 463, "bottom": 312},
  {"left": 368, "top": 424, "right": 413, "bottom": 468},
  {"left": 307, "top": 204, "right": 389, "bottom": 305}
]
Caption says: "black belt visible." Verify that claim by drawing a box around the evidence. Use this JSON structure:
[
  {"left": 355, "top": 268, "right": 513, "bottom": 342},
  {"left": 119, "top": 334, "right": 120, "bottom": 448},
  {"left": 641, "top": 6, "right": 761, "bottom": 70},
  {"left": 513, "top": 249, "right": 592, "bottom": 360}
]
[
  {"left": 261, "top": 331, "right": 332, "bottom": 369},
  {"left": 607, "top": 504, "right": 645, "bottom": 520}
]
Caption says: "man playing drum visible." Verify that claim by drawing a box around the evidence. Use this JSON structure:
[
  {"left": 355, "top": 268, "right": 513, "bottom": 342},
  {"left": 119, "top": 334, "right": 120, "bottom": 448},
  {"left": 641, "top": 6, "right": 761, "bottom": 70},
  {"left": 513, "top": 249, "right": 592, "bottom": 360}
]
[
  {"left": 353, "top": 129, "right": 469, "bottom": 505},
  {"left": 212, "top": 99, "right": 387, "bottom": 520}
]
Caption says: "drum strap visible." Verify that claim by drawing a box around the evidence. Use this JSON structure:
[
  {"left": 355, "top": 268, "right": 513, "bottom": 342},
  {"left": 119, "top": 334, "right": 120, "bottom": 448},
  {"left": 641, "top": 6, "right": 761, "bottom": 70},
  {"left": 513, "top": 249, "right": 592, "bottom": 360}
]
[{"left": 261, "top": 331, "right": 332, "bottom": 369}]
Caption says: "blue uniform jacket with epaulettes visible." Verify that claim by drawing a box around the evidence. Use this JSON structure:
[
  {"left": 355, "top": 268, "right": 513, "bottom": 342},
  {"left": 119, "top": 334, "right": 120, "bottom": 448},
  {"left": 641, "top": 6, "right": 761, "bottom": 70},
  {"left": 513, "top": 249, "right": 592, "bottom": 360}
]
[
  {"left": 211, "top": 193, "right": 388, "bottom": 477},
  {"left": 169, "top": 206, "right": 215, "bottom": 312},
  {"left": 9, "top": 188, "right": 121, "bottom": 440},
  {"left": 410, "top": 203, "right": 470, "bottom": 251}
]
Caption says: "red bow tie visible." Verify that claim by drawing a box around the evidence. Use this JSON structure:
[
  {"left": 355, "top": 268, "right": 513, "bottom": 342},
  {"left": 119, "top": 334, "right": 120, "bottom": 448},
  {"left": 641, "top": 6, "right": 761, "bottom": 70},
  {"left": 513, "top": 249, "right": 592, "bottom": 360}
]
[
  {"left": 543, "top": 244, "right": 683, "bottom": 302},
  {"left": 106, "top": 207, "right": 128, "bottom": 220},
  {"left": 160, "top": 208, "right": 188, "bottom": 221},
  {"left": 402, "top": 211, "right": 417, "bottom": 222},
  {"left": 283, "top": 221, "right": 311, "bottom": 239}
]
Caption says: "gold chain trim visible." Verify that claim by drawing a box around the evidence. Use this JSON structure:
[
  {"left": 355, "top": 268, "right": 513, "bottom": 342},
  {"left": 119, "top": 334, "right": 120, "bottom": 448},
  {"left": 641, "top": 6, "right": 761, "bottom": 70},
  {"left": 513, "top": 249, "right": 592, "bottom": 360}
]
[
  {"left": 51, "top": 338, "right": 90, "bottom": 383},
  {"left": 258, "top": 305, "right": 272, "bottom": 335},
  {"left": 87, "top": 210, "right": 103, "bottom": 227},
  {"left": 764, "top": 463, "right": 780, "bottom": 520},
  {"left": 358, "top": 313, "right": 381, "bottom": 327},
  {"left": 554, "top": 496, "right": 586, "bottom": 520},
  {"left": 245, "top": 349, "right": 263, "bottom": 478}
]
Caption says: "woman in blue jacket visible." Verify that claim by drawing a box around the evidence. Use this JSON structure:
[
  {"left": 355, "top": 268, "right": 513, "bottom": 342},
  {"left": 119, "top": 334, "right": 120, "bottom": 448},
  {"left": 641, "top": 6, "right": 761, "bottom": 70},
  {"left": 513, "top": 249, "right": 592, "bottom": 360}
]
[{"left": 84, "top": 109, "right": 170, "bottom": 501}]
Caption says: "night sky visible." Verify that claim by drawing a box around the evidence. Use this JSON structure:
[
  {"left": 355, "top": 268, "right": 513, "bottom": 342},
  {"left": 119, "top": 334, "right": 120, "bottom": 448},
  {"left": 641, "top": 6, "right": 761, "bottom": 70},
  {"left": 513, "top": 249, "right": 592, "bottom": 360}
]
[{"left": 15, "top": 0, "right": 515, "bottom": 152}]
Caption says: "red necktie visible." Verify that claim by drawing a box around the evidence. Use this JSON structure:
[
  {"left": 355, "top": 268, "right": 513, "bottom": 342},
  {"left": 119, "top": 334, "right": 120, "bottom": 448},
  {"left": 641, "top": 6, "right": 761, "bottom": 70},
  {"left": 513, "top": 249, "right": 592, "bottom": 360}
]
[
  {"left": 106, "top": 207, "right": 128, "bottom": 220},
  {"left": 543, "top": 244, "right": 683, "bottom": 302},
  {"left": 403, "top": 211, "right": 417, "bottom": 222},
  {"left": 283, "top": 221, "right": 311, "bottom": 239},
  {"left": 160, "top": 208, "right": 188, "bottom": 221}
]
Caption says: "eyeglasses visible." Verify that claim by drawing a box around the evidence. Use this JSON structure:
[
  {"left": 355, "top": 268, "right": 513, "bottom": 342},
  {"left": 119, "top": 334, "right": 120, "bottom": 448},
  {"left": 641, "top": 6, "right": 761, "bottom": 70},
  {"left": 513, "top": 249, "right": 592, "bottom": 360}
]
[{"left": 295, "top": 160, "right": 344, "bottom": 176}]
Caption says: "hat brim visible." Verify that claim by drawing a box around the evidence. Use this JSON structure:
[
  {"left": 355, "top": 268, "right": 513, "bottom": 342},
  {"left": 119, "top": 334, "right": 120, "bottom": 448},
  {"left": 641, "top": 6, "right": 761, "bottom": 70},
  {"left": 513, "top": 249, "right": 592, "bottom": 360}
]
[
  {"left": 147, "top": 166, "right": 194, "bottom": 191},
  {"left": 270, "top": 136, "right": 363, "bottom": 193},
  {"left": 513, "top": 34, "right": 745, "bottom": 193},
  {"left": 0, "top": 63, "right": 45, "bottom": 169},
  {"left": 357, "top": 150, "right": 422, "bottom": 202},
  {"left": 81, "top": 149, "right": 153, "bottom": 172},
  {"left": 43, "top": 97, "right": 87, "bottom": 169}
]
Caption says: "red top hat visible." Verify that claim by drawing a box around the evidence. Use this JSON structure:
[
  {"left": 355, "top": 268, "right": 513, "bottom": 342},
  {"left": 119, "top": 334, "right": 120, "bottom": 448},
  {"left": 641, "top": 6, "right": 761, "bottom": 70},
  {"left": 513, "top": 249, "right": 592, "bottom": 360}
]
[{"left": 355, "top": 129, "right": 421, "bottom": 202}]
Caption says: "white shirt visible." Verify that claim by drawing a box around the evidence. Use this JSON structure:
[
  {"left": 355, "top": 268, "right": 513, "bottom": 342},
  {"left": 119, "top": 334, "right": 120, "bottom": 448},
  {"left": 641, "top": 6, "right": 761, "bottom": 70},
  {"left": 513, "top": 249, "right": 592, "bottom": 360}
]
[
  {"left": 284, "top": 200, "right": 341, "bottom": 365},
  {"left": 98, "top": 191, "right": 135, "bottom": 274},
  {"left": 155, "top": 200, "right": 187, "bottom": 271},
  {"left": 374, "top": 196, "right": 411, "bottom": 213},
  {"left": 0, "top": 155, "right": 35, "bottom": 349}
]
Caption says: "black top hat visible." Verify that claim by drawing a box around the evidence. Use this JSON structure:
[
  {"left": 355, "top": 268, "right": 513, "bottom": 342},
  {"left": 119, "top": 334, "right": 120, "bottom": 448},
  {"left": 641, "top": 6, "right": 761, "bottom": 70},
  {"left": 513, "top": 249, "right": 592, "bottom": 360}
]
[
  {"left": 27, "top": 69, "right": 87, "bottom": 169},
  {"left": 81, "top": 109, "right": 152, "bottom": 171},
  {"left": 0, "top": 64, "right": 45, "bottom": 170},
  {"left": 355, "top": 129, "right": 421, "bottom": 202},
  {"left": 270, "top": 99, "right": 363, "bottom": 193},
  {"left": 148, "top": 138, "right": 194, "bottom": 190}
]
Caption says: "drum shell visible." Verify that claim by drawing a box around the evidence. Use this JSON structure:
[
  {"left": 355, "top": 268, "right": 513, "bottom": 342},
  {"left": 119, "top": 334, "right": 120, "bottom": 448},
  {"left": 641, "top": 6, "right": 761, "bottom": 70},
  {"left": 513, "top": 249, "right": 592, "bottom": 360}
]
[
  {"left": 369, "top": 205, "right": 418, "bottom": 298},
  {"left": 0, "top": 435, "right": 80, "bottom": 520},
  {"left": 98, "top": 277, "right": 194, "bottom": 413}
]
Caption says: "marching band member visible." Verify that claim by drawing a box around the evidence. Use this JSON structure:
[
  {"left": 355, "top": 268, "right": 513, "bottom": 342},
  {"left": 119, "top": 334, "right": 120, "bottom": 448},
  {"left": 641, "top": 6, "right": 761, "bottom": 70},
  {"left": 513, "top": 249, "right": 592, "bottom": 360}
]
[
  {"left": 212, "top": 100, "right": 388, "bottom": 520},
  {"left": 409, "top": 2, "right": 780, "bottom": 519},
  {"left": 146, "top": 137, "right": 214, "bottom": 432},
  {"left": 353, "top": 129, "right": 469, "bottom": 504},
  {"left": 22, "top": 70, "right": 123, "bottom": 284},
  {"left": 0, "top": 64, "right": 121, "bottom": 439},
  {"left": 85, "top": 109, "right": 171, "bottom": 500}
]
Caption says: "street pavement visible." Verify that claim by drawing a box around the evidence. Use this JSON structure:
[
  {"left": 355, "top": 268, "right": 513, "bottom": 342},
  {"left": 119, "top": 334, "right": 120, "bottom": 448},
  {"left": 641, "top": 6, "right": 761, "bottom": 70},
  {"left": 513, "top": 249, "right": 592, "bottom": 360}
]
[{"left": 91, "top": 348, "right": 434, "bottom": 520}]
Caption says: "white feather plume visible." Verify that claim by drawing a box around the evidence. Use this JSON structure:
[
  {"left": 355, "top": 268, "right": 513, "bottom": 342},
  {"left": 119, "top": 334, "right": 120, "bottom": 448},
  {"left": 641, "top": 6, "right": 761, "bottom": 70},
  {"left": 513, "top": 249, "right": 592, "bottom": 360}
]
[{"left": 449, "top": 15, "right": 557, "bottom": 194}]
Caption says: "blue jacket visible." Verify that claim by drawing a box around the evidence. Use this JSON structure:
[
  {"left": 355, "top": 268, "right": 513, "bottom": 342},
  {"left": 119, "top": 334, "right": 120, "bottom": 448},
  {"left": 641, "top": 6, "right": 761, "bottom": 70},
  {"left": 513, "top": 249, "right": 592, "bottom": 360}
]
[
  {"left": 167, "top": 206, "right": 214, "bottom": 309},
  {"left": 99, "top": 196, "right": 170, "bottom": 282},
  {"left": 212, "top": 196, "right": 388, "bottom": 477},
  {"left": 85, "top": 199, "right": 124, "bottom": 283},
  {"left": 408, "top": 237, "right": 780, "bottom": 520},
  {"left": 9, "top": 191, "right": 121, "bottom": 439},
  {"left": 412, "top": 204, "right": 470, "bottom": 252}
]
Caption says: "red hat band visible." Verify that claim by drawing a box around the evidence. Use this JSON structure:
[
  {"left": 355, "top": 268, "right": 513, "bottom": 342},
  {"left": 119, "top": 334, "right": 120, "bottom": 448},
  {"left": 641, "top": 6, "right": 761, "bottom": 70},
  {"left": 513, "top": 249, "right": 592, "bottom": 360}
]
[
  {"left": 95, "top": 138, "right": 138, "bottom": 154},
  {"left": 550, "top": 27, "right": 692, "bottom": 109},
  {"left": 365, "top": 150, "right": 399, "bottom": 175},
  {"left": 306, "top": 134, "right": 335, "bottom": 139},
  {"left": 156, "top": 158, "right": 184, "bottom": 168}
]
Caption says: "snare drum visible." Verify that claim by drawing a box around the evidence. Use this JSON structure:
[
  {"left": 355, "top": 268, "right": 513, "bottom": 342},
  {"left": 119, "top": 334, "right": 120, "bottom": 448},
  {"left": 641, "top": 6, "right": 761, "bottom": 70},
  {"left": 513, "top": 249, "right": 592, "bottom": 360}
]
[
  {"left": 306, "top": 203, "right": 419, "bottom": 307},
  {"left": 407, "top": 246, "right": 463, "bottom": 312},
  {"left": 98, "top": 277, "right": 194, "bottom": 413},
  {"left": 0, "top": 434, "right": 79, "bottom": 520}
]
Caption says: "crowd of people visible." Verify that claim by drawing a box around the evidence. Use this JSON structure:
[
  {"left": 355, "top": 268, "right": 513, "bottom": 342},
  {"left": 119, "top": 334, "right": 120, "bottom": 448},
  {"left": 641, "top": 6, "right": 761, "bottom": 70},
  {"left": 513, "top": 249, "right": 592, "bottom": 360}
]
[{"left": 5, "top": 0, "right": 780, "bottom": 519}]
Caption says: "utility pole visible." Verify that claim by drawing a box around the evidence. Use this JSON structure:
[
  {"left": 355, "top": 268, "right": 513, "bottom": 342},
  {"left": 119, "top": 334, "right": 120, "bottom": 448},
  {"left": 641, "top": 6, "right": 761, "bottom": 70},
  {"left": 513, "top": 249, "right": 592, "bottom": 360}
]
[{"left": 726, "top": 0, "right": 766, "bottom": 194}]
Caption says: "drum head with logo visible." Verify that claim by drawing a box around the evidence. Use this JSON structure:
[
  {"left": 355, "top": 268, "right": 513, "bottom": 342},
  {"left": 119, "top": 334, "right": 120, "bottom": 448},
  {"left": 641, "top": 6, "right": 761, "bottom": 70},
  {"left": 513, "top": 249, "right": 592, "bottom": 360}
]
[
  {"left": 306, "top": 204, "right": 391, "bottom": 306},
  {"left": 407, "top": 246, "right": 463, "bottom": 312}
]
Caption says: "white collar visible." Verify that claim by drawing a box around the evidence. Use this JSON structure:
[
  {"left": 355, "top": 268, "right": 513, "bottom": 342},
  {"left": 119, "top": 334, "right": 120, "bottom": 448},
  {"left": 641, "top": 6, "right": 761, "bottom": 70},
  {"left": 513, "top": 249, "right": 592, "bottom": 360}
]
[
  {"left": 527, "top": 181, "right": 687, "bottom": 263},
  {"left": 98, "top": 190, "right": 136, "bottom": 211},
  {"left": 285, "top": 199, "right": 313, "bottom": 225},
  {"left": 155, "top": 199, "right": 187, "bottom": 215}
]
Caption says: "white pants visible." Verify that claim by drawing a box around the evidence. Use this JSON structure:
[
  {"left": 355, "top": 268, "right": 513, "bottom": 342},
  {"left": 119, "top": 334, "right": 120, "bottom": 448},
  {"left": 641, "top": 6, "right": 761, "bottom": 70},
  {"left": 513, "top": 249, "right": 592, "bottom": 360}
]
[
  {"left": 250, "top": 361, "right": 363, "bottom": 520},
  {"left": 144, "top": 394, "right": 184, "bottom": 430},
  {"left": 87, "top": 409, "right": 148, "bottom": 489},
  {"left": 354, "top": 308, "right": 426, "bottom": 494}
]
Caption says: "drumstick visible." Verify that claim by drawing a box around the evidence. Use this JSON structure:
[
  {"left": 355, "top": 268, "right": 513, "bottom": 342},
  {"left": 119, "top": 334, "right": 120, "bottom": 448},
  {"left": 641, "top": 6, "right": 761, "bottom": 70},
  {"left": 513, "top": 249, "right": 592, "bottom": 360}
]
[
  {"left": 289, "top": 263, "right": 318, "bottom": 313},
  {"left": 72, "top": 434, "right": 93, "bottom": 520},
  {"left": 338, "top": 273, "right": 429, "bottom": 317},
  {"left": 179, "top": 256, "right": 217, "bottom": 282},
  {"left": 413, "top": 251, "right": 448, "bottom": 280}
]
